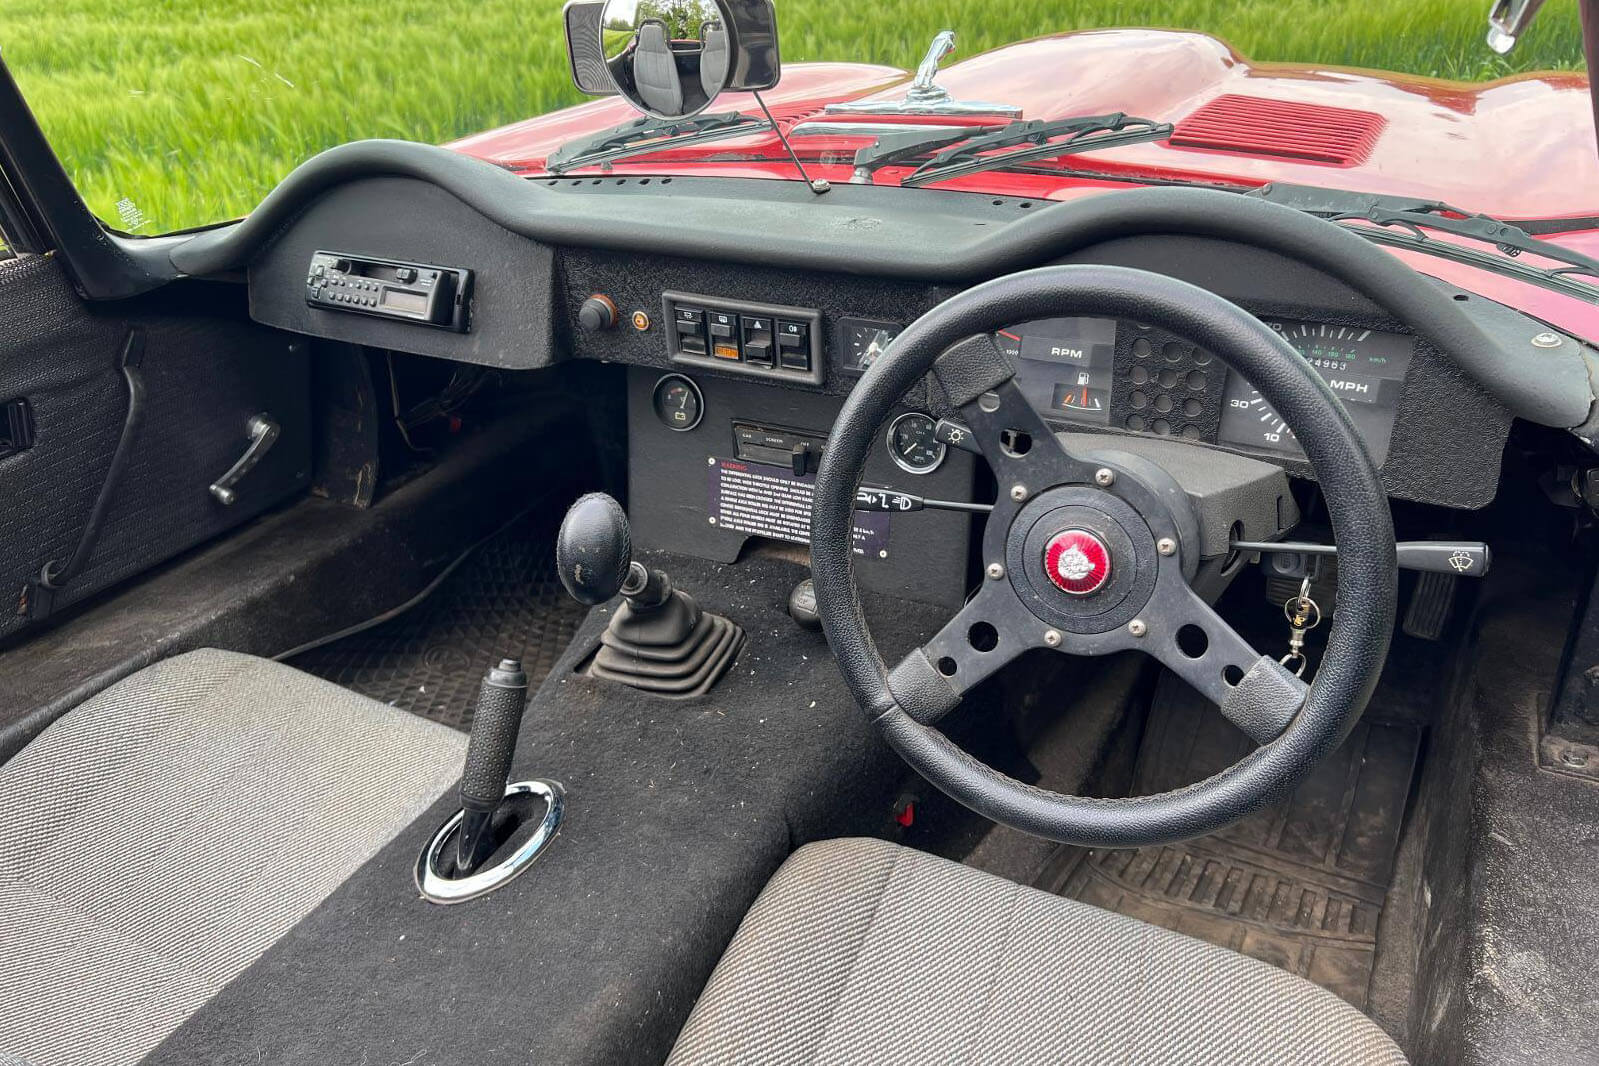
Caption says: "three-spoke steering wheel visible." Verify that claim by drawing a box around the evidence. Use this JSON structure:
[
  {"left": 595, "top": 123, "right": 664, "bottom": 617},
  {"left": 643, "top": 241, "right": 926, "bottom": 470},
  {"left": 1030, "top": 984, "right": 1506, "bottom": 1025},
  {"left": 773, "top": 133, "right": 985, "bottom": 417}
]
[{"left": 812, "top": 265, "right": 1396, "bottom": 847}]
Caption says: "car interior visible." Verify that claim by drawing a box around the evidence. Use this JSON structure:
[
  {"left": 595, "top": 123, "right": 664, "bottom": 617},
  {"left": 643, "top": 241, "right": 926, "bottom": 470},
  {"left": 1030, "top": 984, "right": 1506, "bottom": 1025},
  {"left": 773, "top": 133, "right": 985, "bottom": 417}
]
[{"left": 3, "top": 1, "right": 1599, "bottom": 1064}]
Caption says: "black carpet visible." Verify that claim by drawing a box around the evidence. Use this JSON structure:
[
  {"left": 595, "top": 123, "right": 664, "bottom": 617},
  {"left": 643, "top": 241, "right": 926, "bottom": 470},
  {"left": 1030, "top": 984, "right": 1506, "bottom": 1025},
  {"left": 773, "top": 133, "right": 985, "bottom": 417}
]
[
  {"left": 148, "top": 548, "right": 949, "bottom": 1066},
  {"left": 1039, "top": 671, "right": 1420, "bottom": 1010},
  {"left": 290, "top": 507, "right": 586, "bottom": 729}
]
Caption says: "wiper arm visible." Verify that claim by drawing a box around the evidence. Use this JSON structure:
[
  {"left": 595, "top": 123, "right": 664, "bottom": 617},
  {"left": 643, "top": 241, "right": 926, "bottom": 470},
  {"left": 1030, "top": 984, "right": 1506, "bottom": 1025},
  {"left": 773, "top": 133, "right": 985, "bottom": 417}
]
[
  {"left": 848, "top": 125, "right": 1007, "bottom": 183},
  {"left": 546, "top": 111, "right": 771, "bottom": 174},
  {"left": 893, "top": 113, "right": 1173, "bottom": 189},
  {"left": 1251, "top": 183, "right": 1599, "bottom": 282}
]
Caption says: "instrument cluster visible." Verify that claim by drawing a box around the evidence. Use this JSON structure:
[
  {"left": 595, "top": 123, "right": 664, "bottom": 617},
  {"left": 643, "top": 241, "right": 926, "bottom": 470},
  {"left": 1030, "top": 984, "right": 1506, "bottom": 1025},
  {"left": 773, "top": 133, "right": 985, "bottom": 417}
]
[{"left": 989, "top": 315, "right": 1416, "bottom": 465}]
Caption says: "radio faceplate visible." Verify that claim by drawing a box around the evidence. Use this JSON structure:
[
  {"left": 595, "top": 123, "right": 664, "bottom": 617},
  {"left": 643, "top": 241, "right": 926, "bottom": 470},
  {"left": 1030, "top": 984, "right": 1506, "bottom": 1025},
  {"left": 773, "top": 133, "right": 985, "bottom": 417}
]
[{"left": 305, "top": 251, "right": 472, "bottom": 332}]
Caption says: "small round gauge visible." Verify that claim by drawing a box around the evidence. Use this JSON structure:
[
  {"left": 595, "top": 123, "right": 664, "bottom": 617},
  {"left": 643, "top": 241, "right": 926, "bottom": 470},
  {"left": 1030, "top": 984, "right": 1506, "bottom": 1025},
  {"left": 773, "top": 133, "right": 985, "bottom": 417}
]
[
  {"left": 886, "top": 412, "right": 946, "bottom": 474},
  {"left": 652, "top": 374, "right": 703, "bottom": 432}
]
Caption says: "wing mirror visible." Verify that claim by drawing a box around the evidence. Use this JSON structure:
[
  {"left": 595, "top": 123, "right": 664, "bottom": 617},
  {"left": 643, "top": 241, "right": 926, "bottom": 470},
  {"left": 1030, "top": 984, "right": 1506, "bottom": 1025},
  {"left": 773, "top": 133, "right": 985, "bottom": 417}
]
[{"left": 563, "top": 0, "right": 781, "bottom": 119}]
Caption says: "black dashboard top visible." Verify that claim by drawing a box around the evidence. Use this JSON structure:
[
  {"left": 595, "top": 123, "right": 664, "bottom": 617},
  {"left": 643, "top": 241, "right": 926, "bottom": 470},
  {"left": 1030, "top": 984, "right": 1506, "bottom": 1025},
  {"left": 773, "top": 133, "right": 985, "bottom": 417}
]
[{"left": 180, "top": 139, "right": 1599, "bottom": 510}]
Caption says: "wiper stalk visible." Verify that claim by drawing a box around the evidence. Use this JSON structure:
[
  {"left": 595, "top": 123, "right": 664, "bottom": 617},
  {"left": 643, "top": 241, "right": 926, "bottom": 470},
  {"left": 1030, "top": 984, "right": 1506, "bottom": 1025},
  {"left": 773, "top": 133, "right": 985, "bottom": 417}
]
[{"left": 546, "top": 111, "right": 771, "bottom": 175}]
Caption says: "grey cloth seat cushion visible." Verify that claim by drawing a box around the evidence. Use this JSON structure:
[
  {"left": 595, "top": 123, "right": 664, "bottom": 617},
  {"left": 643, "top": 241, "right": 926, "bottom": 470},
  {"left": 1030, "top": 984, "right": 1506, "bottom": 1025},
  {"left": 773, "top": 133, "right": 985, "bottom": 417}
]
[
  {"left": 0, "top": 649, "right": 467, "bottom": 1066},
  {"left": 667, "top": 837, "right": 1409, "bottom": 1065}
]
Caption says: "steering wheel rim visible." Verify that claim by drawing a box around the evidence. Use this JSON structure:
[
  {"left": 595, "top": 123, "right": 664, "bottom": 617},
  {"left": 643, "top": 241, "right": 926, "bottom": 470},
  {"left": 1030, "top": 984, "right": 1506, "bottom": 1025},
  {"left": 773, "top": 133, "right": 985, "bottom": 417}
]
[{"left": 812, "top": 264, "right": 1396, "bottom": 848}]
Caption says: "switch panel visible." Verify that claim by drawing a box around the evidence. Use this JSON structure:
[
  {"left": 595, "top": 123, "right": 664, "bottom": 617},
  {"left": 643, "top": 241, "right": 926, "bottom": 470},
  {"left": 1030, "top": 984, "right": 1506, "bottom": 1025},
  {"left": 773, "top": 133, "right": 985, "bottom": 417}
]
[{"left": 662, "top": 292, "right": 823, "bottom": 386}]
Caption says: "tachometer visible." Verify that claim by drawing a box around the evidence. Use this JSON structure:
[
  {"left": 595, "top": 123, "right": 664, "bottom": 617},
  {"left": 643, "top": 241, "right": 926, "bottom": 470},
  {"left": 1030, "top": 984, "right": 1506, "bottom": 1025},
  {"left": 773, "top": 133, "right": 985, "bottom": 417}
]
[{"left": 996, "top": 316, "right": 1118, "bottom": 425}]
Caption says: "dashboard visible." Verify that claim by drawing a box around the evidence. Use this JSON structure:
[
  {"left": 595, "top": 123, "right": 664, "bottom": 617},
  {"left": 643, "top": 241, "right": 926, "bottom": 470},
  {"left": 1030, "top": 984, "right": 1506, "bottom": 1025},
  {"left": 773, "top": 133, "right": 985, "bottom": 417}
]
[
  {"left": 233, "top": 169, "right": 1594, "bottom": 529},
  {"left": 211, "top": 166, "right": 1599, "bottom": 606}
]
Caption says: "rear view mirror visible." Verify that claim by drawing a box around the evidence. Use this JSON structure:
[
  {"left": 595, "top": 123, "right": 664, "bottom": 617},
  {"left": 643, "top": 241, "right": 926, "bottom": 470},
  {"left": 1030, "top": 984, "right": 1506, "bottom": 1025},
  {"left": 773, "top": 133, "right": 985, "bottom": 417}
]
[{"left": 563, "top": 0, "right": 780, "bottom": 111}]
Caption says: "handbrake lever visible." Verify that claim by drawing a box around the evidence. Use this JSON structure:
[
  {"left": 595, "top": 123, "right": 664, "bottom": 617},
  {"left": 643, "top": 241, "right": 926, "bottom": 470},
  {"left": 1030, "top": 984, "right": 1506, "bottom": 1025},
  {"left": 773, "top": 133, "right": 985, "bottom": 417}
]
[
  {"left": 456, "top": 658, "right": 529, "bottom": 874},
  {"left": 1231, "top": 539, "right": 1491, "bottom": 578}
]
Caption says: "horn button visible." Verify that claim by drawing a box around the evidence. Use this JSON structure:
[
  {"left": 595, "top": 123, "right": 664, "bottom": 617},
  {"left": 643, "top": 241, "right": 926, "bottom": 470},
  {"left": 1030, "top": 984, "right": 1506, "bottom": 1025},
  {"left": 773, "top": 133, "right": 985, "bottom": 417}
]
[
  {"left": 1006, "top": 487, "right": 1159, "bottom": 635},
  {"left": 1044, "top": 529, "right": 1112, "bottom": 596}
]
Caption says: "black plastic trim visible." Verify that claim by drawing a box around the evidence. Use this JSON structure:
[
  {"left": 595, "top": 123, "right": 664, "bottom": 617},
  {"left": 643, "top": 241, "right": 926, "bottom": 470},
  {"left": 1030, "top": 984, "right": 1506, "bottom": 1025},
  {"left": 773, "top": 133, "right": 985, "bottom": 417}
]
[{"left": 162, "top": 139, "right": 1590, "bottom": 427}]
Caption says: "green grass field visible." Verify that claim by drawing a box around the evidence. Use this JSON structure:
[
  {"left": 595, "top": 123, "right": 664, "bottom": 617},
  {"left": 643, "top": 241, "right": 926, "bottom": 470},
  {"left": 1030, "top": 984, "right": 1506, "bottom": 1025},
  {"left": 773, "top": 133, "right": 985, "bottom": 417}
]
[{"left": 0, "top": 0, "right": 1587, "bottom": 234}]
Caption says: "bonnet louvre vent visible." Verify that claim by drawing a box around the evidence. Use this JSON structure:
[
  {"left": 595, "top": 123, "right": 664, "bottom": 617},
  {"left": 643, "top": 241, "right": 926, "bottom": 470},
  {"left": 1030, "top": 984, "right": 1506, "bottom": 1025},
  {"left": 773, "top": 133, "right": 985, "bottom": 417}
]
[{"left": 1170, "top": 94, "right": 1386, "bottom": 166}]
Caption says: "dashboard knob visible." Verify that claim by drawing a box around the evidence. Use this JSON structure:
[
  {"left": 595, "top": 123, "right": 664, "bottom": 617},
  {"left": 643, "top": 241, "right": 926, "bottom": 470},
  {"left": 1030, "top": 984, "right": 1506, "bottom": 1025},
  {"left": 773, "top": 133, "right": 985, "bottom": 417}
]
[{"left": 578, "top": 294, "right": 619, "bottom": 332}]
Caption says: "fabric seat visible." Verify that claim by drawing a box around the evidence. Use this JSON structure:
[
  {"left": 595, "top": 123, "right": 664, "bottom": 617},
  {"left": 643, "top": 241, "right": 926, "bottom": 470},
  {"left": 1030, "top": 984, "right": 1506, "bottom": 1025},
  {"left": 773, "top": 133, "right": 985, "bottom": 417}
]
[
  {"left": 667, "top": 837, "right": 1408, "bottom": 1065},
  {"left": 0, "top": 650, "right": 467, "bottom": 1066}
]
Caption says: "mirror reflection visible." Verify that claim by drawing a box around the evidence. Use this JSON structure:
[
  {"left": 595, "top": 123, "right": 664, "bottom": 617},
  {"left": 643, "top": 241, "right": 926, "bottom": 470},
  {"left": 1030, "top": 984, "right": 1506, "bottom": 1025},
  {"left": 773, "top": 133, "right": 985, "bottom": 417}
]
[{"left": 599, "top": 0, "right": 731, "bottom": 118}]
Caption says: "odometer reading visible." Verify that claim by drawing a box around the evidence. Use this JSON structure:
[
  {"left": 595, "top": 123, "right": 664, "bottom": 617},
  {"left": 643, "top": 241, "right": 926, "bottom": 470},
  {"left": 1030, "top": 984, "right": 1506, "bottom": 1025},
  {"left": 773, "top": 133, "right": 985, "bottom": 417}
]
[{"left": 1218, "top": 320, "right": 1414, "bottom": 463}]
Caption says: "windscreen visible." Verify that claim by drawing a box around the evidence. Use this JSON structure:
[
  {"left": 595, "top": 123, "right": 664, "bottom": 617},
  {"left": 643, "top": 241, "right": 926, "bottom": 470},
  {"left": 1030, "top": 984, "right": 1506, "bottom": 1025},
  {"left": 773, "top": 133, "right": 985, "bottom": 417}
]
[{"left": 2, "top": 0, "right": 1586, "bottom": 234}]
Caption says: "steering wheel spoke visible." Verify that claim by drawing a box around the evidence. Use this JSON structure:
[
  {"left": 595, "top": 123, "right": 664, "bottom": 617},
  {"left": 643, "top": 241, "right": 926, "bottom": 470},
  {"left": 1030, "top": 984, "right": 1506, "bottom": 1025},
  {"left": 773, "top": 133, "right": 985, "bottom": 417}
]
[
  {"left": 939, "top": 343, "right": 1096, "bottom": 488},
  {"left": 1141, "top": 583, "right": 1307, "bottom": 744},
  {"left": 886, "top": 582, "right": 1032, "bottom": 725}
]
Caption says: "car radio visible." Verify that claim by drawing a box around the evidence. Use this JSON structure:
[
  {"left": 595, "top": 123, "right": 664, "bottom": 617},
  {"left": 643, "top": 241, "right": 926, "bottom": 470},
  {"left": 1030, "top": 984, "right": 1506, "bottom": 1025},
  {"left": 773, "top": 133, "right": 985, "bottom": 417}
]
[{"left": 305, "top": 251, "right": 473, "bottom": 332}]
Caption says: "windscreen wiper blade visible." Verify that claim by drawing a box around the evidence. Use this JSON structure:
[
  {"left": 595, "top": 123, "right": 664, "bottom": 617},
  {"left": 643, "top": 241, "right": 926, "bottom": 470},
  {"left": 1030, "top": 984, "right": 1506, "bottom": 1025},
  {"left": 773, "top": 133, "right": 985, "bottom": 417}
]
[
  {"left": 1250, "top": 183, "right": 1599, "bottom": 283},
  {"left": 546, "top": 111, "right": 771, "bottom": 174},
  {"left": 890, "top": 113, "right": 1173, "bottom": 189},
  {"left": 847, "top": 125, "right": 1007, "bottom": 182}
]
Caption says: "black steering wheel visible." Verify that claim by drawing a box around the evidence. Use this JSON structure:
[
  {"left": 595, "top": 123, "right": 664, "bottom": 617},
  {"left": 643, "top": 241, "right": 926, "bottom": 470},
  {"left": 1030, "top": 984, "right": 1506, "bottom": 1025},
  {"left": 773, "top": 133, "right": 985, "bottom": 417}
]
[{"left": 812, "top": 264, "right": 1396, "bottom": 847}]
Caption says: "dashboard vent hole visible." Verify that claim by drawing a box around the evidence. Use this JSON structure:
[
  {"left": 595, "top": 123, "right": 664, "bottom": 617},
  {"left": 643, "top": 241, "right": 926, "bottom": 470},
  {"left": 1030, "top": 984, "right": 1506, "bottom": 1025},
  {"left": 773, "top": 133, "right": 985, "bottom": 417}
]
[{"left": 1170, "top": 94, "right": 1386, "bottom": 166}]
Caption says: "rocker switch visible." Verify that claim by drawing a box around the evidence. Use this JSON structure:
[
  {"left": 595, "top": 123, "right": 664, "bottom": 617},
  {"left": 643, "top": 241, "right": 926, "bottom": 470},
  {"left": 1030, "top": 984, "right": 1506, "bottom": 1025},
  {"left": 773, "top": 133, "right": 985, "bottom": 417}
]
[{"left": 741, "top": 315, "right": 775, "bottom": 367}]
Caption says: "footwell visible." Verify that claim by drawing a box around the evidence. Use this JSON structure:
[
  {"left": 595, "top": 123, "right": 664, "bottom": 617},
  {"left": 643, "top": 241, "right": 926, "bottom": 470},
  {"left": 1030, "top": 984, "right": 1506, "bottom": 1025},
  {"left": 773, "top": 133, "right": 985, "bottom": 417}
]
[
  {"left": 1040, "top": 672, "right": 1420, "bottom": 1009},
  {"left": 290, "top": 509, "right": 588, "bottom": 729}
]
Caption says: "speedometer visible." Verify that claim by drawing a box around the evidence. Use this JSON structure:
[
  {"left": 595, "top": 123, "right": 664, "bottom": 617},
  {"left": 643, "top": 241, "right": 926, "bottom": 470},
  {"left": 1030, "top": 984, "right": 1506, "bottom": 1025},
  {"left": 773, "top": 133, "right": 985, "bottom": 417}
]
[{"left": 1218, "top": 319, "right": 1415, "bottom": 463}]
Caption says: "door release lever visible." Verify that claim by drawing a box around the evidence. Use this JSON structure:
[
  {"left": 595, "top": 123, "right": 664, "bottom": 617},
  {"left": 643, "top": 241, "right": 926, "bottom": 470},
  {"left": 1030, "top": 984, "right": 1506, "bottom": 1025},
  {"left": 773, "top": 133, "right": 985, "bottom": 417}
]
[{"left": 209, "top": 413, "right": 280, "bottom": 505}]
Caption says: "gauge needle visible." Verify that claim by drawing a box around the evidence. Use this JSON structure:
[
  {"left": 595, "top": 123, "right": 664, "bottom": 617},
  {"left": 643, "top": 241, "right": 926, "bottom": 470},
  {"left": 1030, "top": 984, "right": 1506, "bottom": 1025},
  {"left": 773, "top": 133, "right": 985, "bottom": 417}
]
[{"left": 997, "top": 330, "right": 1021, "bottom": 341}]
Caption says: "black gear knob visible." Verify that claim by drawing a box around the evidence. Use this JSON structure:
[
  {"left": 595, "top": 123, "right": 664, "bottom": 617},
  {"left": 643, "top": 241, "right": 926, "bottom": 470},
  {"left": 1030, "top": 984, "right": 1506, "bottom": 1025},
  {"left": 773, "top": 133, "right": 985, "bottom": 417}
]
[{"left": 556, "top": 493, "right": 634, "bottom": 605}]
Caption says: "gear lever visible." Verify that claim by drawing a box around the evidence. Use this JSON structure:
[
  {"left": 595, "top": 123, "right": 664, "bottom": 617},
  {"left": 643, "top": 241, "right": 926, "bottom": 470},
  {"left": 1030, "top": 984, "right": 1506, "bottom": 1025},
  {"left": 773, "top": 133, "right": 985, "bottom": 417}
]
[
  {"left": 556, "top": 493, "right": 743, "bottom": 697},
  {"left": 455, "top": 658, "right": 529, "bottom": 874}
]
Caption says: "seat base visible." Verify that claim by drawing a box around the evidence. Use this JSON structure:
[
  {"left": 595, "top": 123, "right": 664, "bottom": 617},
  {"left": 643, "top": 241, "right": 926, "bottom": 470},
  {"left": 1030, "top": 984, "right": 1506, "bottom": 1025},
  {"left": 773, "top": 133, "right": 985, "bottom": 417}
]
[
  {"left": 0, "top": 650, "right": 466, "bottom": 1066},
  {"left": 666, "top": 838, "right": 1408, "bottom": 1066}
]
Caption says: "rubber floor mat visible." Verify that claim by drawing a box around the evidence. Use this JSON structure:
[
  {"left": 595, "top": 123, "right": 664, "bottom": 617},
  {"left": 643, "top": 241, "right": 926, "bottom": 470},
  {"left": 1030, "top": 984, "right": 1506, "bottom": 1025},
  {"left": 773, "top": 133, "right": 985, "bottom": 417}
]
[
  {"left": 1038, "top": 672, "right": 1420, "bottom": 1009},
  {"left": 290, "top": 510, "right": 587, "bottom": 730}
]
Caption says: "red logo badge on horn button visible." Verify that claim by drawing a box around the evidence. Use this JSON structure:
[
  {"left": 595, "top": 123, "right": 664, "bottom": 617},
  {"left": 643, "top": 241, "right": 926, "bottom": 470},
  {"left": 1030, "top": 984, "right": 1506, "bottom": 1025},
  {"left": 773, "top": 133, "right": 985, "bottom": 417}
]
[{"left": 1044, "top": 529, "right": 1112, "bottom": 596}]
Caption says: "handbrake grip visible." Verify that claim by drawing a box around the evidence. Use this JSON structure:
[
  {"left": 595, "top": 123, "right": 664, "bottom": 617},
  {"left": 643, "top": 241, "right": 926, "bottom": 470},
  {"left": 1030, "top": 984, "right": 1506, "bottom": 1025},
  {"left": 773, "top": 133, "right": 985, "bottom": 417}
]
[{"left": 456, "top": 659, "right": 529, "bottom": 873}]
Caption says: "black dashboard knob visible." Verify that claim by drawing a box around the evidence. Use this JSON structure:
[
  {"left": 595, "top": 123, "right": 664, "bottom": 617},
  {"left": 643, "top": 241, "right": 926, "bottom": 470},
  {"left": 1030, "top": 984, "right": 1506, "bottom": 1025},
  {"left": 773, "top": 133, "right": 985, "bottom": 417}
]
[
  {"left": 578, "top": 294, "right": 619, "bottom": 332},
  {"left": 556, "top": 493, "right": 633, "bottom": 605}
]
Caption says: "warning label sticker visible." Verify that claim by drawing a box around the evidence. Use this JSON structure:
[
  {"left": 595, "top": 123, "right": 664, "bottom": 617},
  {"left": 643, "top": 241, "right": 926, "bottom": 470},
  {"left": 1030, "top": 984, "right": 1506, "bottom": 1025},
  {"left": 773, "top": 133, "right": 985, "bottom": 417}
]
[{"left": 708, "top": 458, "right": 890, "bottom": 557}]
